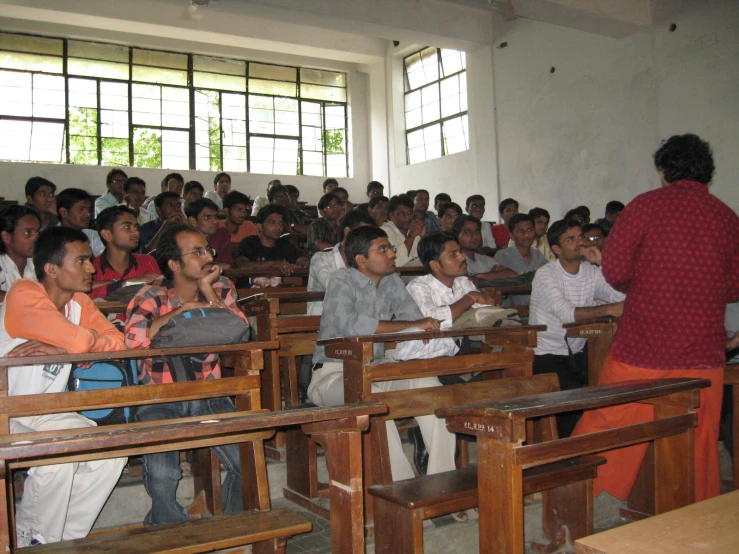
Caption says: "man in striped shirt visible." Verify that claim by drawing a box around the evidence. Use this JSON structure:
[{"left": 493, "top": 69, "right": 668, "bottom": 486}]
[{"left": 529, "top": 218, "right": 624, "bottom": 437}]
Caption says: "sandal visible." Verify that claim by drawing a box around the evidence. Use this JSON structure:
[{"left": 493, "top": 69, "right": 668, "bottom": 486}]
[{"left": 452, "top": 508, "right": 479, "bottom": 522}]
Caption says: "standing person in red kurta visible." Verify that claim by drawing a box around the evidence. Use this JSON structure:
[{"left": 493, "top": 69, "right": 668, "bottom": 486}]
[{"left": 574, "top": 134, "right": 739, "bottom": 502}]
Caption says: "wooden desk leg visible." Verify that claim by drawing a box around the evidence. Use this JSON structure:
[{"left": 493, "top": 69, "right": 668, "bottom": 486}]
[
  {"left": 653, "top": 405, "right": 694, "bottom": 513},
  {"left": 304, "top": 417, "right": 369, "bottom": 554},
  {"left": 0, "top": 463, "right": 9, "bottom": 551},
  {"left": 478, "top": 437, "right": 524, "bottom": 554},
  {"left": 622, "top": 443, "right": 654, "bottom": 520}
]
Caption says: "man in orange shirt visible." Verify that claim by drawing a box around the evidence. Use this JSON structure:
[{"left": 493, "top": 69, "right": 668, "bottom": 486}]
[
  {"left": 219, "top": 190, "right": 257, "bottom": 245},
  {"left": 0, "top": 227, "right": 126, "bottom": 546}
]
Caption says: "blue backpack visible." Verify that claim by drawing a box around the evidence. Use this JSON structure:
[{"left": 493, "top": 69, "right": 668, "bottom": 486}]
[{"left": 68, "top": 361, "right": 139, "bottom": 424}]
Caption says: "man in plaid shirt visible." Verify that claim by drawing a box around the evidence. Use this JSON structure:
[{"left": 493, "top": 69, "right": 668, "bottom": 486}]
[{"left": 124, "top": 224, "right": 249, "bottom": 526}]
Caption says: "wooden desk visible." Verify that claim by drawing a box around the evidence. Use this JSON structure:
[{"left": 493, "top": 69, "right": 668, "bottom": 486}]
[
  {"left": 563, "top": 317, "right": 619, "bottom": 384},
  {"left": 575, "top": 490, "right": 739, "bottom": 554}
]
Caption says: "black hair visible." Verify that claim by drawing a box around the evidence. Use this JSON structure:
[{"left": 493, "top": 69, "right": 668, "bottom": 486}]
[
  {"left": 256, "top": 204, "right": 288, "bottom": 225},
  {"left": 318, "top": 193, "right": 340, "bottom": 211},
  {"left": 418, "top": 232, "right": 458, "bottom": 272},
  {"left": 507, "top": 213, "right": 534, "bottom": 233},
  {"left": 369, "top": 195, "right": 389, "bottom": 209},
  {"left": 223, "top": 190, "right": 251, "bottom": 210},
  {"left": 653, "top": 133, "right": 715, "bottom": 185},
  {"left": 0, "top": 206, "right": 40, "bottom": 254},
  {"left": 339, "top": 211, "right": 375, "bottom": 241},
  {"left": 123, "top": 176, "right": 146, "bottom": 193},
  {"left": 333, "top": 187, "right": 348, "bottom": 198},
  {"left": 435, "top": 193, "right": 452, "bottom": 205},
  {"left": 25, "top": 176, "right": 56, "bottom": 198},
  {"left": 106, "top": 168, "right": 128, "bottom": 185},
  {"left": 268, "top": 184, "right": 289, "bottom": 203},
  {"left": 56, "top": 188, "right": 91, "bottom": 218},
  {"left": 529, "top": 207, "right": 550, "bottom": 221},
  {"left": 499, "top": 198, "right": 519, "bottom": 215},
  {"left": 185, "top": 197, "right": 219, "bottom": 219},
  {"left": 183, "top": 181, "right": 204, "bottom": 196},
  {"left": 575, "top": 205, "right": 590, "bottom": 217},
  {"left": 345, "top": 226, "right": 387, "bottom": 269},
  {"left": 582, "top": 223, "right": 605, "bottom": 236},
  {"left": 366, "top": 181, "right": 384, "bottom": 195},
  {"left": 154, "top": 191, "right": 182, "bottom": 209},
  {"left": 564, "top": 207, "right": 587, "bottom": 221},
  {"left": 437, "top": 202, "right": 462, "bottom": 218},
  {"left": 214, "top": 172, "right": 231, "bottom": 184},
  {"left": 452, "top": 214, "right": 481, "bottom": 238},
  {"left": 284, "top": 184, "right": 300, "bottom": 197},
  {"left": 413, "top": 189, "right": 429, "bottom": 197},
  {"left": 160, "top": 173, "right": 184, "bottom": 192},
  {"left": 546, "top": 218, "right": 582, "bottom": 255},
  {"left": 406, "top": 190, "right": 417, "bottom": 200},
  {"left": 33, "top": 226, "right": 88, "bottom": 281},
  {"left": 605, "top": 201, "right": 624, "bottom": 215},
  {"left": 267, "top": 179, "right": 281, "bottom": 188},
  {"left": 465, "top": 194, "right": 484, "bottom": 209},
  {"left": 155, "top": 223, "right": 200, "bottom": 280},
  {"left": 388, "top": 194, "right": 413, "bottom": 214},
  {"left": 96, "top": 205, "right": 136, "bottom": 237},
  {"left": 322, "top": 178, "right": 339, "bottom": 190}
]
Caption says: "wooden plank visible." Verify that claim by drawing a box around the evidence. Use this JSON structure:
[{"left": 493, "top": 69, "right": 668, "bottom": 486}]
[
  {"left": 574, "top": 490, "right": 739, "bottom": 554},
  {"left": 317, "top": 325, "right": 546, "bottom": 345}
]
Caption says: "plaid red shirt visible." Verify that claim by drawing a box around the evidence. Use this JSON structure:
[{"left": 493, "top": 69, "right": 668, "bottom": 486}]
[
  {"left": 124, "top": 277, "right": 248, "bottom": 384},
  {"left": 603, "top": 180, "right": 739, "bottom": 369},
  {"left": 90, "top": 252, "right": 161, "bottom": 299}
]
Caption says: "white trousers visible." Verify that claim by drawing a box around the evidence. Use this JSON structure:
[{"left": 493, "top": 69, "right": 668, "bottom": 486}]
[
  {"left": 307, "top": 361, "right": 456, "bottom": 481},
  {"left": 11, "top": 413, "right": 127, "bottom": 543}
]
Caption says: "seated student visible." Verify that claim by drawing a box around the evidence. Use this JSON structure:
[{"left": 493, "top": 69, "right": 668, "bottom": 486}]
[
  {"left": 95, "top": 168, "right": 127, "bottom": 217},
  {"left": 381, "top": 194, "right": 424, "bottom": 266},
  {"left": 125, "top": 224, "right": 246, "bottom": 526},
  {"left": 356, "top": 181, "right": 384, "bottom": 216},
  {"left": 144, "top": 173, "right": 184, "bottom": 217},
  {"left": 308, "top": 226, "right": 463, "bottom": 490},
  {"left": 203, "top": 172, "right": 231, "bottom": 210},
  {"left": 307, "top": 211, "right": 376, "bottom": 316},
  {"left": 437, "top": 202, "right": 463, "bottom": 233},
  {"left": 509, "top": 207, "right": 555, "bottom": 261},
  {"left": 582, "top": 223, "right": 606, "bottom": 252},
  {"left": 575, "top": 205, "right": 591, "bottom": 225},
  {"left": 186, "top": 198, "right": 233, "bottom": 270},
  {"left": 25, "top": 176, "right": 59, "bottom": 230},
  {"left": 182, "top": 181, "right": 204, "bottom": 213},
  {"left": 123, "top": 176, "right": 155, "bottom": 226},
  {"left": 594, "top": 200, "right": 624, "bottom": 236},
  {"left": 453, "top": 215, "right": 516, "bottom": 283},
  {"left": 434, "top": 193, "right": 452, "bottom": 214},
  {"left": 322, "top": 177, "right": 339, "bottom": 195},
  {"left": 464, "top": 195, "right": 496, "bottom": 253},
  {"left": 412, "top": 189, "right": 442, "bottom": 234},
  {"left": 332, "top": 186, "right": 354, "bottom": 215},
  {"left": 564, "top": 207, "right": 587, "bottom": 226},
  {"left": 529, "top": 218, "right": 624, "bottom": 437},
  {"left": 251, "top": 179, "right": 281, "bottom": 216},
  {"left": 90, "top": 206, "right": 161, "bottom": 300},
  {"left": 493, "top": 213, "right": 548, "bottom": 276},
  {"left": 307, "top": 193, "right": 343, "bottom": 255},
  {"left": 138, "top": 192, "right": 187, "bottom": 254},
  {"left": 268, "top": 183, "right": 311, "bottom": 235},
  {"left": 368, "top": 194, "right": 389, "bottom": 227},
  {"left": 235, "top": 205, "right": 307, "bottom": 285},
  {"left": 0, "top": 206, "right": 40, "bottom": 300},
  {"left": 219, "top": 191, "right": 257, "bottom": 245},
  {"left": 285, "top": 184, "right": 311, "bottom": 219},
  {"left": 1, "top": 227, "right": 126, "bottom": 546},
  {"left": 492, "top": 198, "right": 519, "bottom": 249},
  {"left": 56, "top": 188, "right": 105, "bottom": 256}
]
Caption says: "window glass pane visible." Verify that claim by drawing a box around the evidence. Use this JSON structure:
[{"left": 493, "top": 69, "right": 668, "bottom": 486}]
[
  {"left": 421, "top": 83, "right": 440, "bottom": 125},
  {"left": 101, "top": 108, "right": 129, "bottom": 138},
  {"left": 423, "top": 124, "right": 442, "bottom": 160},
  {"left": 249, "top": 137, "right": 298, "bottom": 175},
  {"left": 68, "top": 40, "right": 128, "bottom": 63},
  {"left": 161, "top": 86, "right": 190, "bottom": 128},
  {"left": 69, "top": 58, "right": 128, "bottom": 79},
  {"left": 68, "top": 78, "right": 97, "bottom": 109},
  {"left": 194, "top": 55, "right": 245, "bottom": 76},
  {"left": 405, "top": 108, "right": 421, "bottom": 130},
  {"left": 0, "top": 119, "right": 64, "bottom": 162},
  {"left": 0, "top": 52, "right": 63, "bottom": 73},
  {"left": 440, "top": 48, "right": 464, "bottom": 76},
  {"left": 302, "top": 150, "right": 323, "bottom": 177},
  {"left": 132, "top": 84, "right": 161, "bottom": 126},
  {"left": 195, "top": 89, "right": 221, "bottom": 172},
  {"left": 133, "top": 65, "right": 187, "bottom": 86},
  {"left": 299, "top": 84, "right": 346, "bottom": 102},
  {"left": 31, "top": 74, "right": 64, "bottom": 119},
  {"left": 133, "top": 127, "right": 162, "bottom": 168},
  {"left": 300, "top": 68, "right": 345, "bottom": 88},
  {"left": 443, "top": 115, "right": 469, "bottom": 155},
  {"left": 162, "top": 129, "right": 189, "bottom": 169},
  {"left": 249, "top": 63, "right": 296, "bottom": 82},
  {"left": 223, "top": 146, "right": 247, "bottom": 172},
  {"left": 0, "top": 70, "right": 32, "bottom": 117},
  {"left": 326, "top": 153, "right": 347, "bottom": 178},
  {"left": 193, "top": 72, "right": 245, "bottom": 92},
  {"left": 0, "top": 33, "right": 62, "bottom": 56},
  {"left": 102, "top": 138, "right": 129, "bottom": 166},
  {"left": 133, "top": 49, "right": 187, "bottom": 69},
  {"left": 100, "top": 81, "right": 129, "bottom": 111},
  {"left": 249, "top": 79, "right": 297, "bottom": 97},
  {"left": 249, "top": 96, "right": 298, "bottom": 136},
  {"left": 405, "top": 90, "right": 421, "bottom": 112},
  {"left": 404, "top": 46, "right": 438, "bottom": 91}
]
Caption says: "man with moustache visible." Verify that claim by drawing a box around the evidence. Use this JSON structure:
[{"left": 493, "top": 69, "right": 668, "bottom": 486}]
[
  {"left": 186, "top": 198, "right": 233, "bottom": 270},
  {"left": 0, "top": 206, "right": 41, "bottom": 299},
  {"left": 219, "top": 191, "right": 257, "bottom": 245},
  {"left": 529, "top": 218, "right": 624, "bottom": 437},
  {"left": 56, "top": 188, "right": 105, "bottom": 256},
  {"left": 125, "top": 224, "right": 248, "bottom": 526},
  {"left": 381, "top": 194, "right": 425, "bottom": 267}
]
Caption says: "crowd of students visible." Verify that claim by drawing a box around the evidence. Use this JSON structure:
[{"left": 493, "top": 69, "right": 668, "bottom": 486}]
[{"left": 0, "top": 132, "right": 737, "bottom": 545}]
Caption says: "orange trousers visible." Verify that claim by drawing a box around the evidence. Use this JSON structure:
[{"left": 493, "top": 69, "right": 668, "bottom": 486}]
[{"left": 571, "top": 356, "right": 723, "bottom": 502}]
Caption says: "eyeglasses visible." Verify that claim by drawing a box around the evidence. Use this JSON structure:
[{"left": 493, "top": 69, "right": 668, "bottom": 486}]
[
  {"left": 368, "top": 245, "right": 397, "bottom": 255},
  {"left": 325, "top": 202, "right": 344, "bottom": 210},
  {"left": 585, "top": 235, "right": 603, "bottom": 242},
  {"left": 183, "top": 247, "right": 216, "bottom": 258}
]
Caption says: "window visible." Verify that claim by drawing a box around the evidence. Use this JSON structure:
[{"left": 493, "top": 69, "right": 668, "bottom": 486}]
[
  {"left": 403, "top": 47, "right": 468, "bottom": 165},
  {"left": 0, "top": 32, "right": 349, "bottom": 177}
]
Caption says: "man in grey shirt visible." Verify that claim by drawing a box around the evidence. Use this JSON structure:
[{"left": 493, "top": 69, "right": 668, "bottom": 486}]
[{"left": 308, "top": 226, "right": 457, "bottom": 483}]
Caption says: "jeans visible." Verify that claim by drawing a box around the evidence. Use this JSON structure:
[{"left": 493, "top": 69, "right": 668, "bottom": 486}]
[{"left": 135, "top": 398, "right": 243, "bottom": 526}]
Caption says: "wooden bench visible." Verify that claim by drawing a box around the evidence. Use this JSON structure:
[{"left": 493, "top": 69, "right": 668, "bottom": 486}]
[
  {"left": 574, "top": 489, "right": 739, "bottom": 554},
  {"left": 479, "top": 284, "right": 532, "bottom": 317},
  {"left": 368, "top": 374, "right": 607, "bottom": 554},
  {"left": 563, "top": 316, "right": 619, "bottom": 384},
  {"left": 285, "top": 326, "right": 544, "bottom": 530},
  {"left": 438, "top": 378, "right": 711, "bottom": 554}
]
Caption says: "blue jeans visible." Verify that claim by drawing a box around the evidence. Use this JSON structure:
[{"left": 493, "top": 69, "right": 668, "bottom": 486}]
[{"left": 136, "top": 398, "right": 243, "bottom": 526}]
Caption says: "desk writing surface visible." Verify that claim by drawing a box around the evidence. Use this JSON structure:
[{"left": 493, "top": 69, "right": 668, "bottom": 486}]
[{"left": 574, "top": 490, "right": 739, "bottom": 554}]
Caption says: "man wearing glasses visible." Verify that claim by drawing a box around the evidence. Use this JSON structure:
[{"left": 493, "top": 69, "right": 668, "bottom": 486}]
[
  {"left": 582, "top": 223, "right": 606, "bottom": 252},
  {"left": 381, "top": 194, "right": 425, "bottom": 267},
  {"left": 94, "top": 168, "right": 128, "bottom": 217},
  {"left": 186, "top": 198, "right": 233, "bottom": 270},
  {"left": 125, "top": 223, "right": 248, "bottom": 526},
  {"left": 307, "top": 193, "right": 344, "bottom": 255}
]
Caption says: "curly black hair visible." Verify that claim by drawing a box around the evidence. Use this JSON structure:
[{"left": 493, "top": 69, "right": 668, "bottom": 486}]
[{"left": 653, "top": 133, "right": 715, "bottom": 185}]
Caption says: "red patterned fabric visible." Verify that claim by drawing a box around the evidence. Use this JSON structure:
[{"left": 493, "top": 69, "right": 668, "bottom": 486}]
[{"left": 602, "top": 180, "right": 739, "bottom": 369}]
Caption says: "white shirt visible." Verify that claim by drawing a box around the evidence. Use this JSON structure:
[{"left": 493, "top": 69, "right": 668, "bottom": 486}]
[
  {"left": 204, "top": 190, "right": 223, "bottom": 210},
  {"left": 251, "top": 196, "right": 269, "bottom": 216},
  {"left": 94, "top": 192, "right": 125, "bottom": 217},
  {"left": 130, "top": 206, "right": 156, "bottom": 227},
  {"left": 381, "top": 220, "right": 421, "bottom": 267},
  {"left": 0, "top": 255, "right": 35, "bottom": 292},
  {"left": 481, "top": 221, "right": 496, "bottom": 249},
  {"left": 306, "top": 244, "right": 346, "bottom": 316},
  {"left": 530, "top": 260, "right": 625, "bottom": 356}
]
